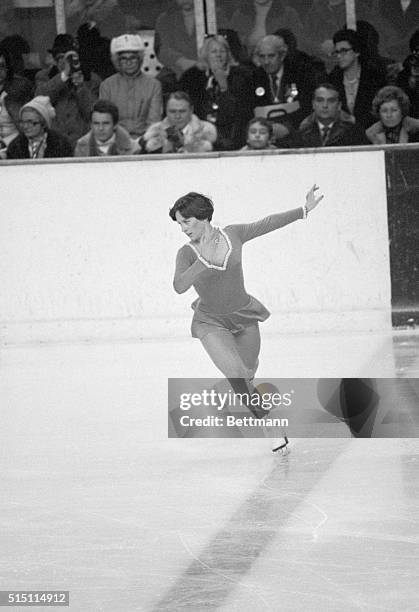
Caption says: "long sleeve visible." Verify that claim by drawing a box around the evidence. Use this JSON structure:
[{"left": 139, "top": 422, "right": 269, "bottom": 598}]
[
  {"left": 146, "top": 79, "right": 163, "bottom": 128},
  {"left": 230, "top": 208, "right": 304, "bottom": 243},
  {"left": 173, "top": 245, "right": 208, "bottom": 294},
  {"left": 35, "top": 72, "right": 67, "bottom": 102}
]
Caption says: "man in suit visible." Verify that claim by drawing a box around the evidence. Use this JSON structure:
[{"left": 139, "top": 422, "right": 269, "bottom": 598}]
[
  {"left": 252, "top": 34, "right": 318, "bottom": 129},
  {"left": 298, "top": 82, "right": 366, "bottom": 147}
]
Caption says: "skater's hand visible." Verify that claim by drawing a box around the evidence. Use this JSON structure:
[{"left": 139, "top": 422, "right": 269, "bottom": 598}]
[{"left": 305, "top": 184, "right": 324, "bottom": 213}]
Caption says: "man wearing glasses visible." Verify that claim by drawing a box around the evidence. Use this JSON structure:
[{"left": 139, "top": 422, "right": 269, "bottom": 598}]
[
  {"left": 329, "top": 29, "right": 386, "bottom": 130},
  {"left": 99, "top": 34, "right": 162, "bottom": 140}
]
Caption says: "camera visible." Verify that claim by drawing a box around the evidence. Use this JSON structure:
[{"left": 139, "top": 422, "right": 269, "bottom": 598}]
[
  {"left": 166, "top": 126, "right": 184, "bottom": 151},
  {"left": 407, "top": 50, "right": 419, "bottom": 69},
  {"left": 66, "top": 51, "right": 82, "bottom": 75}
]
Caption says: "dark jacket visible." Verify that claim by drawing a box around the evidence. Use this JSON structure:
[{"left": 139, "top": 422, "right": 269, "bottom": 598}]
[
  {"left": 252, "top": 59, "right": 319, "bottom": 128},
  {"left": 36, "top": 72, "right": 100, "bottom": 147},
  {"left": 299, "top": 112, "right": 367, "bottom": 148},
  {"left": 329, "top": 65, "right": 386, "bottom": 130},
  {"left": 179, "top": 65, "right": 254, "bottom": 150},
  {"left": 7, "top": 129, "right": 73, "bottom": 159},
  {"left": 2, "top": 74, "right": 34, "bottom": 126}
]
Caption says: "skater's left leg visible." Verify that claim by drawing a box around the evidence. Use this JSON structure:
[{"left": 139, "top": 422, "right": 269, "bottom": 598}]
[{"left": 233, "top": 324, "right": 261, "bottom": 380}]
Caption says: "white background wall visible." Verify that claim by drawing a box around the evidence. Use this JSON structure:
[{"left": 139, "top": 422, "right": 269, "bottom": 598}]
[{"left": 0, "top": 150, "right": 391, "bottom": 344}]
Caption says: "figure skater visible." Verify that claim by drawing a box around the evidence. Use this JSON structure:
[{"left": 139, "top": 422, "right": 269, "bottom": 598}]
[{"left": 170, "top": 186, "right": 323, "bottom": 451}]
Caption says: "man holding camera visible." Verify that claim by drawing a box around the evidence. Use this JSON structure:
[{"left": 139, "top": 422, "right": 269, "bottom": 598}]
[
  {"left": 141, "top": 91, "right": 216, "bottom": 153},
  {"left": 35, "top": 34, "right": 100, "bottom": 148}
]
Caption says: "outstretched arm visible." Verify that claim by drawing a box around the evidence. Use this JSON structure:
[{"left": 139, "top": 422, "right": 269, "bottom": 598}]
[{"left": 234, "top": 184, "right": 324, "bottom": 243}]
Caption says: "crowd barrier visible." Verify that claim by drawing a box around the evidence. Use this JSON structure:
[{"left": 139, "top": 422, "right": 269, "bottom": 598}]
[
  {"left": 0, "top": 146, "right": 396, "bottom": 345},
  {"left": 385, "top": 146, "right": 419, "bottom": 325}
]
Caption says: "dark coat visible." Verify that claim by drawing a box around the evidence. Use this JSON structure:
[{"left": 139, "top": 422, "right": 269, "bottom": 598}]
[
  {"left": 298, "top": 112, "right": 367, "bottom": 147},
  {"left": 329, "top": 65, "right": 386, "bottom": 130},
  {"left": 252, "top": 58, "right": 319, "bottom": 128},
  {"left": 7, "top": 129, "right": 73, "bottom": 159},
  {"left": 2, "top": 74, "right": 34, "bottom": 125},
  {"left": 179, "top": 65, "right": 254, "bottom": 150}
]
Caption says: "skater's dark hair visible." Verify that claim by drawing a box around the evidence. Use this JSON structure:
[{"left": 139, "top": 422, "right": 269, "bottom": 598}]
[{"left": 169, "top": 192, "right": 214, "bottom": 221}]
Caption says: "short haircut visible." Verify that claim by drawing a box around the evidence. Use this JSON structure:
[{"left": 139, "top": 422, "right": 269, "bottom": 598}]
[
  {"left": 246, "top": 117, "right": 273, "bottom": 137},
  {"left": 372, "top": 86, "right": 410, "bottom": 118},
  {"left": 313, "top": 83, "right": 340, "bottom": 100},
  {"left": 169, "top": 192, "right": 214, "bottom": 222},
  {"left": 255, "top": 34, "right": 288, "bottom": 55},
  {"left": 92, "top": 99, "right": 119, "bottom": 124},
  {"left": 333, "top": 28, "right": 363, "bottom": 55},
  {"left": 167, "top": 91, "right": 193, "bottom": 108}
]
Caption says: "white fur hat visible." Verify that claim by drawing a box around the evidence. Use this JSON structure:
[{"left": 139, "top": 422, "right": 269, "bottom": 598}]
[{"left": 110, "top": 34, "right": 144, "bottom": 55}]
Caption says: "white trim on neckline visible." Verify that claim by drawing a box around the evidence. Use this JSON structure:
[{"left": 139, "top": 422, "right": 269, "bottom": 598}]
[{"left": 187, "top": 227, "right": 232, "bottom": 271}]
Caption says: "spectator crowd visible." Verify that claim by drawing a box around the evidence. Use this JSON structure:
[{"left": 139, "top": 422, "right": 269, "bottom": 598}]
[{"left": 1, "top": 0, "right": 418, "bottom": 160}]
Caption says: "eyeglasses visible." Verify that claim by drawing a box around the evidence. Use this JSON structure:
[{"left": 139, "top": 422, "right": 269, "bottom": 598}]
[
  {"left": 119, "top": 55, "right": 138, "bottom": 63},
  {"left": 332, "top": 47, "right": 353, "bottom": 57},
  {"left": 19, "top": 120, "right": 42, "bottom": 127}
]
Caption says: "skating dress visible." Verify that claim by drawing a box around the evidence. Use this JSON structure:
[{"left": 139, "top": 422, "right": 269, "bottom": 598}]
[{"left": 174, "top": 208, "right": 304, "bottom": 339}]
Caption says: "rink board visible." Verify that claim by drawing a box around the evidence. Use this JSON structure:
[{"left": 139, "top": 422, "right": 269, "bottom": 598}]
[{"left": 0, "top": 149, "right": 390, "bottom": 344}]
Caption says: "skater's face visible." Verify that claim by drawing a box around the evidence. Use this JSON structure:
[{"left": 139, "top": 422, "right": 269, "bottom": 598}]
[{"left": 175, "top": 211, "right": 207, "bottom": 242}]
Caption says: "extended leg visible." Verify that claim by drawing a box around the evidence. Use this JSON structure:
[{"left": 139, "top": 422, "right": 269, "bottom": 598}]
[{"left": 234, "top": 324, "right": 261, "bottom": 380}]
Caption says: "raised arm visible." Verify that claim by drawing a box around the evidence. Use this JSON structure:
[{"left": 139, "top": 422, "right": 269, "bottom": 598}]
[
  {"left": 234, "top": 185, "right": 323, "bottom": 243},
  {"left": 173, "top": 245, "right": 208, "bottom": 294}
]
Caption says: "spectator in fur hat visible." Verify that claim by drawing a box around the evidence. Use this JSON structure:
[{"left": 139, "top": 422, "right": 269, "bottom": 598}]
[
  {"left": 99, "top": 34, "right": 162, "bottom": 138},
  {"left": 7, "top": 95, "right": 73, "bottom": 158}
]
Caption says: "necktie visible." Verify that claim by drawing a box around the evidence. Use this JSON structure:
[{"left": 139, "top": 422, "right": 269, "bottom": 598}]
[
  {"left": 270, "top": 74, "right": 280, "bottom": 102},
  {"left": 321, "top": 125, "right": 330, "bottom": 145}
]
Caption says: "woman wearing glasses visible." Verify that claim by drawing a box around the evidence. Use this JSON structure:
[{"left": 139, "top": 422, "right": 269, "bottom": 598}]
[
  {"left": 0, "top": 47, "right": 33, "bottom": 159},
  {"left": 328, "top": 29, "right": 386, "bottom": 130},
  {"left": 7, "top": 95, "right": 73, "bottom": 159}
]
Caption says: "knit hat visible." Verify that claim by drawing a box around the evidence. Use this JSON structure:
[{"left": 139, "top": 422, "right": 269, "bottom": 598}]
[{"left": 20, "top": 96, "right": 56, "bottom": 128}]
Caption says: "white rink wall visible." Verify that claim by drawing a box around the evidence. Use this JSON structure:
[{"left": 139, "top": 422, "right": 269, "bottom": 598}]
[{"left": 1, "top": 149, "right": 391, "bottom": 344}]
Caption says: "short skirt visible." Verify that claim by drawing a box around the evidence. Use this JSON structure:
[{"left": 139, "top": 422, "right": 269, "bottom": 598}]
[{"left": 190, "top": 296, "right": 270, "bottom": 339}]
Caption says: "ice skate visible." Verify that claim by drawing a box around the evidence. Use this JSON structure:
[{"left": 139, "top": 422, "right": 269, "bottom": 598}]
[{"left": 271, "top": 436, "right": 289, "bottom": 454}]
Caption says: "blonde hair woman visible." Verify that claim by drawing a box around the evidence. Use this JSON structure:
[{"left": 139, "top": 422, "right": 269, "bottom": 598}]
[{"left": 179, "top": 35, "right": 254, "bottom": 150}]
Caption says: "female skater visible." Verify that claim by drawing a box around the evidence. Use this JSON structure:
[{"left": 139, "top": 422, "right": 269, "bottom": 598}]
[{"left": 170, "top": 185, "right": 323, "bottom": 451}]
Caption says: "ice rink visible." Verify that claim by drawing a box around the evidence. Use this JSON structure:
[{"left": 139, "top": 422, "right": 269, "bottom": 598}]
[{"left": 2, "top": 329, "right": 418, "bottom": 611}]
